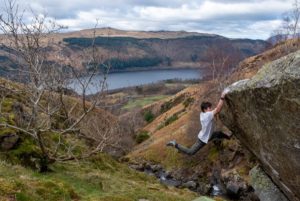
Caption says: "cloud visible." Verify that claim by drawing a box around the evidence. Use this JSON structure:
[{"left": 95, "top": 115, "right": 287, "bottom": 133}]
[{"left": 0, "top": 0, "right": 295, "bottom": 39}]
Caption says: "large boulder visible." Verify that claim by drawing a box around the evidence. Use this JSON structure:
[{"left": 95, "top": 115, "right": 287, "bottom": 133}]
[
  {"left": 250, "top": 165, "right": 288, "bottom": 201},
  {"left": 220, "top": 50, "right": 300, "bottom": 201}
]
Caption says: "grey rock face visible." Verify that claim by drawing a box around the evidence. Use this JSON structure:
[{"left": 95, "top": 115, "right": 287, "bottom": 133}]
[
  {"left": 220, "top": 50, "right": 300, "bottom": 201},
  {"left": 250, "top": 166, "right": 288, "bottom": 201},
  {"left": 182, "top": 180, "right": 197, "bottom": 189}
]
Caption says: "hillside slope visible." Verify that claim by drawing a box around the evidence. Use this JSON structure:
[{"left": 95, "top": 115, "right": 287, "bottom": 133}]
[
  {"left": 0, "top": 77, "right": 199, "bottom": 201},
  {"left": 0, "top": 28, "right": 267, "bottom": 77},
  {"left": 128, "top": 40, "right": 299, "bottom": 165},
  {"left": 127, "top": 40, "right": 300, "bottom": 199},
  {"left": 0, "top": 154, "right": 197, "bottom": 201}
]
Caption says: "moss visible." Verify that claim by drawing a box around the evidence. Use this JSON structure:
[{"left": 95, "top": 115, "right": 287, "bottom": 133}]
[
  {"left": 208, "top": 147, "right": 219, "bottom": 162},
  {"left": 7, "top": 113, "right": 15, "bottom": 125},
  {"left": 16, "top": 193, "right": 31, "bottom": 201},
  {"left": 5, "top": 137, "right": 41, "bottom": 169},
  {"left": 1, "top": 98, "right": 14, "bottom": 113},
  {"left": 192, "top": 197, "right": 217, "bottom": 201},
  {"left": 34, "top": 181, "right": 72, "bottom": 200},
  {"left": 0, "top": 153, "right": 197, "bottom": 201},
  {"left": 89, "top": 154, "right": 119, "bottom": 172},
  {"left": 0, "top": 127, "right": 17, "bottom": 137},
  {"left": 237, "top": 166, "right": 250, "bottom": 177},
  {"left": 99, "top": 195, "right": 132, "bottom": 201},
  {"left": 84, "top": 173, "right": 104, "bottom": 190}
]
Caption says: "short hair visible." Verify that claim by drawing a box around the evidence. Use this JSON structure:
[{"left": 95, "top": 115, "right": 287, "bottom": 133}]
[{"left": 201, "top": 101, "right": 212, "bottom": 112}]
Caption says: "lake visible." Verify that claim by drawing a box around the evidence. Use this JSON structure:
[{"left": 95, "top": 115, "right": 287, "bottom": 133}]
[{"left": 70, "top": 68, "right": 203, "bottom": 95}]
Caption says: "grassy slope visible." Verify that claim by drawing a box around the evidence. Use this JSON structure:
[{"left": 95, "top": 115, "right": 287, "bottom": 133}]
[
  {"left": 0, "top": 78, "right": 198, "bottom": 201},
  {"left": 0, "top": 154, "right": 197, "bottom": 201},
  {"left": 127, "top": 40, "right": 300, "bottom": 175}
]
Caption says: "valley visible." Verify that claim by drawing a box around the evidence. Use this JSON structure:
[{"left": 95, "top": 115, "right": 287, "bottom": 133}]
[{"left": 0, "top": 1, "right": 299, "bottom": 200}]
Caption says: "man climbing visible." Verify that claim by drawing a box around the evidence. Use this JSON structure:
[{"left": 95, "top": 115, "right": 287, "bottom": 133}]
[{"left": 166, "top": 90, "right": 231, "bottom": 155}]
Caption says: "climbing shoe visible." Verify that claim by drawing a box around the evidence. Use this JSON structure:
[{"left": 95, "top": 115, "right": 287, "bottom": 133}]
[{"left": 166, "top": 140, "right": 177, "bottom": 147}]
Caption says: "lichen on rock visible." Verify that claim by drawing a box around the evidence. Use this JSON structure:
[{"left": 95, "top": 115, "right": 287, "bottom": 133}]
[
  {"left": 250, "top": 166, "right": 288, "bottom": 201},
  {"left": 220, "top": 50, "right": 300, "bottom": 201}
]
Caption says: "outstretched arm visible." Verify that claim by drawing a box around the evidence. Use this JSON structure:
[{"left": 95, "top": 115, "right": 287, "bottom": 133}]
[{"left": 213, "top": 92, "right": 226, "bottom": 115}]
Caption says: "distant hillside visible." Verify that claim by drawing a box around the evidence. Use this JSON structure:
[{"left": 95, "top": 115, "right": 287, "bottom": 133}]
[
  {"left": 58, "top": 27, "right": 218, "bottom": 39},
  {"left": 0, "top": 28, "right": 268, "bottom": 77}
]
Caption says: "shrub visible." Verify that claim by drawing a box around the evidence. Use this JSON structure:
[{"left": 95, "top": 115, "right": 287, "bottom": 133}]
[
  {"left": 157, "top": 114, "right": 178, "bottom": 130},
  {"left": 160, "top": 101, "right": 172, "bottom": 113},
  {"left": 164, "top": 114, "right": 178, "bottom": 126},
  {"left": 160, "top": 94, "right": 186, "bottom": 114},
  {"left": 183, "top": 97, "right": 195, "bottom": 108},
  {"left": 143, "top": 110, "right": 154, "bottom": 123},
  {"left": 135, "top": 131, "right": 150, "bottom": 144}
]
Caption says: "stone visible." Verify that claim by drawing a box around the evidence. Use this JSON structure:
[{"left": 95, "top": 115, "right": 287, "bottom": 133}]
[
  {"left": 249, "top": 166, "right": 288, "bottom": 201},
  {"left": 192, "top": 197, "right": 215, "bottom": 201},
  {"left": 226, "top": 181, "right": 240, "bottom": 197},
  {"left": 220, "top": 50, "right": 300, "bottom": 201},
  {"left": 182, "top": 180, "right": 197, "bottom": 189},
  {"left": 150, "top": 164, "right": 162, "bottom": 172},
  {"left": 196, "top": 182, "right": 211, "bottom": 195},
  {"left": 129, "top": 164, "right": 144, "bottom": 171},
  {"left": 0, "top": 134, "right": 19, "bottom": 150}
]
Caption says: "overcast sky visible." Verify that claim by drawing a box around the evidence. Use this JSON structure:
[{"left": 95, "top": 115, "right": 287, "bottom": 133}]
[{"left": 1, "top": 0, "right": 294, "bottom": 39}]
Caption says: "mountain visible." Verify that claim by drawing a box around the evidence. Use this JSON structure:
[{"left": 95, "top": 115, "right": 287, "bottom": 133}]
[{"left": 0, "top": 28, "right": 268, "bottom": 77}]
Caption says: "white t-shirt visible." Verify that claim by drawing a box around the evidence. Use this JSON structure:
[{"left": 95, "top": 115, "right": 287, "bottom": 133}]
[{"left": 198, "top": 111, "right": 214, "bottom": 143}]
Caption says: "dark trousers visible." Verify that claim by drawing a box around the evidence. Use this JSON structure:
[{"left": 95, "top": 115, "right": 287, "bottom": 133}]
[{"left": 175, "top": 131, "right": 230, "bottom": 156}]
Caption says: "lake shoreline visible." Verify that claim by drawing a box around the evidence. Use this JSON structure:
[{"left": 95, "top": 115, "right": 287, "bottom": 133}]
[
  {"left": 106, "top": 78, "right": 201, "bottom": 94},
  {"left": 71, "top": 68, "right": 207, "bottom": 94},
  {"left": 108, "top": 65, "right": 209, "bottom": 74}
]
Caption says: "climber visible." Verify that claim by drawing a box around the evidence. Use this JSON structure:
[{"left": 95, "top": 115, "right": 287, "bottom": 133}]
[{"left": 166, "top": 89, "right": 231, "bottom": 155}]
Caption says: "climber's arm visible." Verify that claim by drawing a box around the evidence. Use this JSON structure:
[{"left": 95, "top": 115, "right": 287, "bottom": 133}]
[{"left": 213, "top": 92, "right": 226, "bottom": 115}]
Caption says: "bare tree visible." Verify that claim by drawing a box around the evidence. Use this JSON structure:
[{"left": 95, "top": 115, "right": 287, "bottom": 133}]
[
  {"left": 204, "top": 41, "right": 242, "bottom": 90},
  {"left": 0, "top": 0, "right": 114, "bottom": 171},
  {"left": 271, "top": 0, "right": 300, "bottom": 45},
  {"left": 289, "top": 0, "right": 300, "bottom": 38}
]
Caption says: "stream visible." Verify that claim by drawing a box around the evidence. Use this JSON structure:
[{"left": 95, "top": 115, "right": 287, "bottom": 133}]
[
  {"left": 129, "top": 163, "right": 225, "bottom": 198},
  {"left": 129, "top": 161, "right": 260, "bottom": 200}
]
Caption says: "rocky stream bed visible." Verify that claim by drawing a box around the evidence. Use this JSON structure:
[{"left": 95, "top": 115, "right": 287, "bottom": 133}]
[{"left": 129, "top": 162, "right": 260, "bottom": 201}]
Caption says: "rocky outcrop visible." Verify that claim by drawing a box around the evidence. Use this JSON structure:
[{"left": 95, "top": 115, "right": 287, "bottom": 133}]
[
  {"left": 220, "top": 50, "right": 300, "bottom": 201},
  {"left": 250, "top": 166, "right": 288, "bottom": 201}
]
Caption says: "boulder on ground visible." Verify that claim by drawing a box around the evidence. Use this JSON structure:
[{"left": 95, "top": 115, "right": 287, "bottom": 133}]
[
  {"left": 250, "top": 166, "right": 288, "bottom": 201},
  {"left": 220, "top": 50, "right": 300, "bottom": 201}
]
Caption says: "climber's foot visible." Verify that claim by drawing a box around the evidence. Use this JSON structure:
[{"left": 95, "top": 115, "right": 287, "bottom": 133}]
[{"left": 166, "top": 140, "right": 177, "bottom": 147}]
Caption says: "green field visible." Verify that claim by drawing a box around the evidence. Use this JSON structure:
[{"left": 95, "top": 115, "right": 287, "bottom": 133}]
[{"left": 122, "top": 95, "right": 169, "bottom": 110}]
